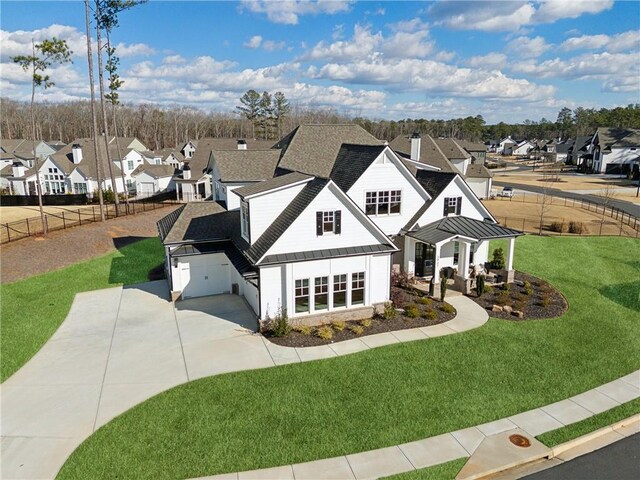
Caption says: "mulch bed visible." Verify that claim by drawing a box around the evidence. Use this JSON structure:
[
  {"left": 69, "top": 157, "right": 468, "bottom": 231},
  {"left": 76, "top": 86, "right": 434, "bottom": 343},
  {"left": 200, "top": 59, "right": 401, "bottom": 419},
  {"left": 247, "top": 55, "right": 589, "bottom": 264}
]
[
  {"left": 265, "top": 287, "right": 456, "bottom": 348},
  {"left": 469, "top": 271, "right": 567, "bottom": 320}
]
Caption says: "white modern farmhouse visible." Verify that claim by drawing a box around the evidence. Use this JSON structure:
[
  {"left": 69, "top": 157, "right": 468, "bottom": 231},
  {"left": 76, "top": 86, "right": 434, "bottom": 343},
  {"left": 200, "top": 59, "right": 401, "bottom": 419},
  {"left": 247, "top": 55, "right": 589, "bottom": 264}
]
[{"left": 158, "top": 125, "right": 522, "bottom": 325}]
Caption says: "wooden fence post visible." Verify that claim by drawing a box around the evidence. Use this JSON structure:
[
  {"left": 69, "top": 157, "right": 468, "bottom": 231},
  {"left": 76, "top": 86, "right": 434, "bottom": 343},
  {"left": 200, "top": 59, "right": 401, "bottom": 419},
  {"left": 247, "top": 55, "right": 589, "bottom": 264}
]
[
  {"left": 62, "top": 212, "right": 66, "bottom": 229},
  {"left": 6, "top": 224, "right": 10, "bottom": 242},
  {"left": 79, "top": 209, "right": 82, "bottom": 225},
  {"left": 26, "top": 218, "right": 30, "bottom": 236}
]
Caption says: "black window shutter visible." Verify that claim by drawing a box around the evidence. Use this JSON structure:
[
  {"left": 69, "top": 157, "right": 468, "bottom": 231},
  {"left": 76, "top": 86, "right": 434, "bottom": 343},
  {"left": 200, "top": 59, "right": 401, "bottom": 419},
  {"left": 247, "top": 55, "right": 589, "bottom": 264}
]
[
  {"left": 316, "top": 211, "right": 323, "bottom": 236},
  {"left": 335, "top": 210, "right": 342, "bottom": 234},
  {"left": 456, "top": 197, "right": 462, "bottom": 215},
  {"left": 443, "top": 198, "right": 449, "bottom": 216}
]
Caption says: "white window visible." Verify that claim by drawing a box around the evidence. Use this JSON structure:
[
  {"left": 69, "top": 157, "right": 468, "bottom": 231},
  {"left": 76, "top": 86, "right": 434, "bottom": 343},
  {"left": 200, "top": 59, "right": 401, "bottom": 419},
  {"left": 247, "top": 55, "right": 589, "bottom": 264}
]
[
  {"left": 241, "top": 200, "right": 250, "bottom": 240},
  {"left": 351, "top": 272, "right": 365, "bottom": 305},
  {"left": 444, "top": 197, "right": 461, "bottom": 215},
  {"left": 127, "top": 160, "right": 134, "bottom": 170},
  {"left": 74, "top": 183, "right": 87, "bottom": 194},
  {"left": 295, "top": 279, "right": 310, "bottom": 313},
  {"left": 316, "top": 210, "right": 341, "bottom": 235},
  {"left": 333, "top": 274, "right": 347, "bottom": 308},
  {"left": 314, "top": 277, "right": 328, "bottom": 311},
  {"left": 323, "top": 211, "right": 334, "bottom": 233},
  {"left": 365, "top": 190, "right": 401, "bottom": 215}
]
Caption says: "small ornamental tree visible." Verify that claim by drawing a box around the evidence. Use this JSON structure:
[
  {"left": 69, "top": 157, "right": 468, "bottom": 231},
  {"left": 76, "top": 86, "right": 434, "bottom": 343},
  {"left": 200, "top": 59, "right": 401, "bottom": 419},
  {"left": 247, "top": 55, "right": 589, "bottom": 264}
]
[
  {"left": 476, "top": 274, "right": 486, "bottom": 297},
  {"left": 492, "top": 247, "right": 506, "bottom": 270},
  {"left": 12, "top": 37, "right": 72, "bottom": 234}
]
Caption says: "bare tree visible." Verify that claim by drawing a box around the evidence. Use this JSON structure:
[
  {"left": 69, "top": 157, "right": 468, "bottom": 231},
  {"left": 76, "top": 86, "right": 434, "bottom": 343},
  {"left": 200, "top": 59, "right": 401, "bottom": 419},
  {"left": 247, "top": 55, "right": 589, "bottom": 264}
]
[
  {"left": 12, "top": 37, "right": 72, "bottom": 234},
  {"left": 597, "top": 185, "right": 617, "bottom": 235},
  {"left": 537, "top": 183, "right": 553, "bottom": 235},
  {"left": 85, "top": 0, "right": 106, "bottom": 221}
]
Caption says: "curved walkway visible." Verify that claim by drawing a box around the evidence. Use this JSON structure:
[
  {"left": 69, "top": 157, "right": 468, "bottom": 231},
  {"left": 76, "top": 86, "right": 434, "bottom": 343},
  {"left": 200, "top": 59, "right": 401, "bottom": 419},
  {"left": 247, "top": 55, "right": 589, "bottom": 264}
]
[
  {"left": 196, "top": 370, "right": 640, "bottom": 480},
  {"left": 0, "top": 282, "right": 486, "bottom": 479}
]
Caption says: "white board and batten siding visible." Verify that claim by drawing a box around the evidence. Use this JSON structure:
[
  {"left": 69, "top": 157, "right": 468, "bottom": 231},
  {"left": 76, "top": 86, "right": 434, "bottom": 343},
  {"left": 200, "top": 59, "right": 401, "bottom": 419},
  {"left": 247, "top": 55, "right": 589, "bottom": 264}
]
[
  {"left": 247, "top": 183, "right": 307, "bottom": 242},
  {"left": 263, "top": 183, "right": 385, "bottom": 258},
  {"left": 414, "top": 177, "right": 490, "bottom": 227},
  {"left": 346, "top": 150, "right": 428, "bottom": 235},
  {"left": 466, "top": 177, "right": 492, "bottom": 200},
  {"left": 172, "top": 253, "right": 231, "bottom": 298},
  {"left": 259, "top": 254, "right": 391, "bottom": 320}
]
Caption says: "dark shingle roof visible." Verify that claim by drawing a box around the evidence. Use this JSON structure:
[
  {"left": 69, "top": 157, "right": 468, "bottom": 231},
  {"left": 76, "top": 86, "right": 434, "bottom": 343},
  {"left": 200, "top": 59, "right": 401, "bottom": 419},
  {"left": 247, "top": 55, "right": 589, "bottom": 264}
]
[
  {"left": 389, "top": 134, "right": 456, "bottom": 172},
  {"left": 455, "top": 140, "right": 486, "bottom": 153},
  {"left": 261, "top": 244, "right": 396, "bottom": 265},
  {"left": 595, "top": 127, "right": 640, "bottom": 150},
  {"left": 212, "top": 149, "right": 281, "bottom": 182},
  {"left": 244, "top": 177, "right": 329, "bottom": 264},
  {"left": 160, "top": 202, "right": 229, "bottom": 244},
  {"left": 408, "top": 216, "right": 523, "bottom": 244},
  {"left": 403, "top": 171, "right": 458, "bottom": 231},
  {"left": 465, "top": 164, "right": 493, "bottom": 179},
  {"left": 234, "top": 171, "right": 312, "bottom": 199},
  {"left": 329, "top": 144, "right": 387, "bottom": 192},
  {"left": 274, "top": 124, "right": 383, "bottom": 177},
  {"left": 131, "top": 164, "right": 177, "bottom": 178},
  {"left": 157, "top": 205, "right": 186, "bottom": 241},
  {"left": 171, "top": 241, "right": 254, "bottom": 276}
]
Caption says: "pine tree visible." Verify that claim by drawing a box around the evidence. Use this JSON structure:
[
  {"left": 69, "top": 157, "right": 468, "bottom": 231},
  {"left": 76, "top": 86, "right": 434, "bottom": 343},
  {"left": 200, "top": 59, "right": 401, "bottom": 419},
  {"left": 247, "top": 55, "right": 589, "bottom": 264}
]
[{"left": 236, "top": 90, "right": 261, "bottom": 139}]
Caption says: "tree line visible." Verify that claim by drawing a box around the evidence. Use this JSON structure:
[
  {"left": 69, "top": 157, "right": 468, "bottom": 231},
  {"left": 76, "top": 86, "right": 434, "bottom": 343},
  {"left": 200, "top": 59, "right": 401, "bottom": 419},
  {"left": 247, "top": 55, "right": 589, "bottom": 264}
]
[{"left": 2, "top": 96, "right": 639, "bottom": 150}]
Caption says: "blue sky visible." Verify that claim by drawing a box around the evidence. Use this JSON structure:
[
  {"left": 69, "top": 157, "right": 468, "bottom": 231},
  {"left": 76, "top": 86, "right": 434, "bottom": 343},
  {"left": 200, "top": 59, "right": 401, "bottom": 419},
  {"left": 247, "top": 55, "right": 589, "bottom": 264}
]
[{"left": 1, "top": 0, "right": 639, "bottom": 123}]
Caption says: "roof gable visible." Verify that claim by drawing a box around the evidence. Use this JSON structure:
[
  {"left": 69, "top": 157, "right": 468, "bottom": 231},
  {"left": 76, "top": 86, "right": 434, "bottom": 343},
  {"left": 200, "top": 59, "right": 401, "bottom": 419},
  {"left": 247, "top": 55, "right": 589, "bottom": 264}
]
[
  {"left": 234, "top": 171, "right": 312, "bottom": 200},
  {"left": 211, "top": 149, "right": 281, "bottom": 183}
]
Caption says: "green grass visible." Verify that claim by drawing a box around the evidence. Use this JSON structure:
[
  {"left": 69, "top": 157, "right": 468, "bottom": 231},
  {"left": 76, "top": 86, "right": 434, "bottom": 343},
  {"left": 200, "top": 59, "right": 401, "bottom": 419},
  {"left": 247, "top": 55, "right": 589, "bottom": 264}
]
[
  {"left": 57, "top": 236, "right": 640, "bottom": 480},
  {"left": 537, "top": 397, "right": 640, "bottom": 447},
  {"left": 1, "top": 237, "right": 164, "bottom": 382},
  {"left": 382, "top": 459, "right": 467, "bottom": 480}
]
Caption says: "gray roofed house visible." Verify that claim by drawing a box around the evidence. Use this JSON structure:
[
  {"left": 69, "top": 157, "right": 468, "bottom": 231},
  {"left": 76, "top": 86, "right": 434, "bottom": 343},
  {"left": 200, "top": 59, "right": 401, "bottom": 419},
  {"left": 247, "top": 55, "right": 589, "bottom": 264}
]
[
  {"left": 211, "top": 149, "right": 281, "bottom": 183},
  {"left": 408, "top": 216, "right": 523, "bottom": 245},
  {"left": 329, "top": 144, "right": 387, "bottom": 192},
  {"left": 233, "top": 171, "right": 312, "bottom": 199},
  {"left": 274, "top": 124, "right": 383, "bottom": 177},
  {"left": 389, "top": 134, "right": 456, "bottom": 173},
  {"left": 130, "top": 163, "right": 177, "bottom": 178},
  {"left": 464, "top": 163, "right": 493, "bottom": 179},
  {"left": 593, "top": 127, "right": 640, "bottom": 151},
  {"left": 433, "top": 138, "right": 470, "bottom": 161}
]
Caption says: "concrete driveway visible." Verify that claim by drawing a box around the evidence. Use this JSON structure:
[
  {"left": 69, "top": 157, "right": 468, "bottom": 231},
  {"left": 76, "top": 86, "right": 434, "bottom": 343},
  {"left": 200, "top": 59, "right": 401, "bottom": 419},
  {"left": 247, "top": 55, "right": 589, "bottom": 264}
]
[{"left": 1, "top": 281, "right": 274, "bottom": 479}]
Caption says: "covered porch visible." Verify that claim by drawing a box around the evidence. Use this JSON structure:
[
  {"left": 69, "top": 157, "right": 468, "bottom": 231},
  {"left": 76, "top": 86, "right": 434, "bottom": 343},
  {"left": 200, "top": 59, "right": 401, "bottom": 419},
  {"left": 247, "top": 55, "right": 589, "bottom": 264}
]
[{"left": 403, "top": 216, "right": 523, "bottom": 294}]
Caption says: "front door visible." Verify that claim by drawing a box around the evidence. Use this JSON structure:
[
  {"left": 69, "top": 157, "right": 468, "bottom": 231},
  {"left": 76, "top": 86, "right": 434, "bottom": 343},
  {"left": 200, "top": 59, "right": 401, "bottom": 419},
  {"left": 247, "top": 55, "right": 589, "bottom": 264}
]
[{"left": 415, "top": 243, "right": 435, "bottom": 277}]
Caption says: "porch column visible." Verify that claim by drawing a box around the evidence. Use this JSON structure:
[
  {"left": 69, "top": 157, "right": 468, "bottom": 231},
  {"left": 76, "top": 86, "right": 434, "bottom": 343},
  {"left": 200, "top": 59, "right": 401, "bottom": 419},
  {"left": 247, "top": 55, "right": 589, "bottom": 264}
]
[
  {"left": 458, "top": 241, "right": 470, "bottom": 279},
  {"left": 404, "top": 235, "right": 414, "bottom": 275},
  {"left": 432, "top": 243, "right": 441, "bottom": 284},
  {"left": 176, "top": 183, "right": 180, "bottom": 201},
  {"left": 506, "top": 237, "right": 515, "bottom": 283}
]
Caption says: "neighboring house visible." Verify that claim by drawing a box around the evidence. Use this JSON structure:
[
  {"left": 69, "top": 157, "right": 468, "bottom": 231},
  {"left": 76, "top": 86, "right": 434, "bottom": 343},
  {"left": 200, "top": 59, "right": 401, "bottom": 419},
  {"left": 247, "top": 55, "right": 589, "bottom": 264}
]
[
  {"left": 497, "top": 136, "right": 517, "bottom": 154},
  {"left": 555, "top": 140, "right": 574, "bottom": 164},
  {"left": 0, "top": 139, "right": 66, "bottom": 168},
  {"left": 590, "top": 127, "right": 640, "bottom": 174},
  {"left": 181, "top": 140, "right": 197, "bottom": 159},
  {"left": 568, "top": 136, "right": 593, "bottom": 170},
  {"left": 158, "top": 124, "right": 521, "bottom": 326},
  {"left": 455, "top": 140, "right": 487, "bottom": 165},
  {"left": 210, "top": 149, "right": 281, "bottom": 210},
  {"left": 511, "top": 140, "right": 534, "bottom": 157},
  {"left": 130, "top": 164, "right": 177, "bottom": 197}
]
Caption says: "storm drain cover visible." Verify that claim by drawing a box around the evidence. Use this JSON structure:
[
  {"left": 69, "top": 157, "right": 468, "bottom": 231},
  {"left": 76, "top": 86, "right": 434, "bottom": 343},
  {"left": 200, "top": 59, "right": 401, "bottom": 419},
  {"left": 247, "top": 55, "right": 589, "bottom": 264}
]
[{"left": 509, "top": 434, "right": 531, "bottom": 448}]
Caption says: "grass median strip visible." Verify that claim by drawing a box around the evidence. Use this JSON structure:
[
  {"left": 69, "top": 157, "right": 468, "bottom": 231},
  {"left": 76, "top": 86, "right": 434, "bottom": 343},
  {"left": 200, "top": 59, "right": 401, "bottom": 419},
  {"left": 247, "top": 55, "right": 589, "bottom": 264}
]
[
  {"left": 382, "top": 458, "right": 467, "bottom": 480},
  {"left": 0, "top": 237, "right": 164, "bottom": 382},
  {"left": 537, "top": 397, "right": 640, "bottom": 448},
  {"left": 57, "top": 236, "right": 640, "bottom": 480}
]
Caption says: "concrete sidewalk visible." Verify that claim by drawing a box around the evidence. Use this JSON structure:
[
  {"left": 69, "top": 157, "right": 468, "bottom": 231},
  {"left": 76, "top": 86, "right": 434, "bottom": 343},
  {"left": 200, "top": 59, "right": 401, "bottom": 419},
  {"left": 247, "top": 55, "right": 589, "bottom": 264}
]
[
  {"left": 0, "top": 283, "right": 487, "bottom": 479},
  {"left": 196, "top": 371, "right": 640, "bottom": 480}
]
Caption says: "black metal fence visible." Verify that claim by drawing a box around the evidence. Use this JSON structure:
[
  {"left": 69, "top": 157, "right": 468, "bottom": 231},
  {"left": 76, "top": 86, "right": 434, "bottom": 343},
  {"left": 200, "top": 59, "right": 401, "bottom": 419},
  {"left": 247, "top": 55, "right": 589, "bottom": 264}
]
[{"left": 0, "top": 194, "right": 89, "bottom": 206}]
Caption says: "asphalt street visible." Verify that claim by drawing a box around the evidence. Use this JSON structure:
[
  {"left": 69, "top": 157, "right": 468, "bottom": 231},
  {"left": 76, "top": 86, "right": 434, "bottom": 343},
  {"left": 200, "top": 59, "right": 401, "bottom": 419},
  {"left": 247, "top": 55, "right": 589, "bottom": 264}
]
[
  {"left": 493, "top": 180, "right": 640, "bottom": 218},
  {"left": 522, "top": 433, "right": 640, "bottom": 480}
]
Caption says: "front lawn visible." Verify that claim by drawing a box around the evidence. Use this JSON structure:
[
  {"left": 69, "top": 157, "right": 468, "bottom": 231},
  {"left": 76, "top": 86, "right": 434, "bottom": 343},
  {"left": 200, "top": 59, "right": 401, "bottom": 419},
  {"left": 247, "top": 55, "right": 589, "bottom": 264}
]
[
  {"left": 0, "top": 237, "right": 164, "bottom": 382},
  {"left": 58, "top": 236, "right": 640, "bottom": 480}
]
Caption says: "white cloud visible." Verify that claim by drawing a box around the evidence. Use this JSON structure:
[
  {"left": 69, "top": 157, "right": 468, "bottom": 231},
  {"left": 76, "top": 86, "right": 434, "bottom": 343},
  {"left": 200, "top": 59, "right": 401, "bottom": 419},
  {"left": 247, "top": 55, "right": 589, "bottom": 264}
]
[
  {"left": 533, "top": 0, "right": 614, "bottom": 23},
  {"left": 388, "top": 17, "right": 428, "bottom": 33},
  {"left": 263, "top": 40, "right": 286, "bottom": 52},
  {"left": 512, "top": 51, "right": 640, "bottom": 92},
  {"left": 560, "top": 30, "right": 640, "bottom": 53},
  {"left": 467, "top": 52, "right": 508, "bottom": 68},
  {"left": 309, "top": 57, "right": 556, "bottom": 102},
  {"left": 0, "top": 24, "right": 86, "bottom": 62},
  {"left": 114, "top": 42, "right": 156, "bottom": 58},
  {"left": 506, "top": 36, "right": 551, "bottom": 58},
  {"left": 240, "top": 0, "right": 351, "bottom": 25},
  {"left": 303, "top": 24, "right": 435, "bottom": 62},
  {"left": 244, "top": 35, "right": 262, "bottom": 49},
  {"left": 428, "top": 0, "right": 613, "bottom": 32}
]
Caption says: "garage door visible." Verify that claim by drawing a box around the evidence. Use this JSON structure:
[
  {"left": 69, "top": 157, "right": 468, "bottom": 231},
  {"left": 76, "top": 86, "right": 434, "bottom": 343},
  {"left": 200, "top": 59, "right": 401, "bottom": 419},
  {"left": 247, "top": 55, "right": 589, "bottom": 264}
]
[
  {"left": 139, "top": 182, "right": 156, "bottom": 195},
  {"left": 182, "top": 258, "right": 230, "bottom": 298}
]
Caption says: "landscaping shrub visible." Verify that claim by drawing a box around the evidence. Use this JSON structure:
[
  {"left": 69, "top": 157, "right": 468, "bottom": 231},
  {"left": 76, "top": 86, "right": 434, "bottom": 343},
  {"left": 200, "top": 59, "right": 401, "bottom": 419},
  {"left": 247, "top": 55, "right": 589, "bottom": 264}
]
[
  {"left": 315, "top": 325, "right": 333, "bottom": 340},
  {"left": 541, "top": 295, "right": 552, "bottom": 308},
  {"left": 390, "top": 288, "right": 408, "bottom": 308},
  {"left": 383, "top": 302, "right": 396, "bottom": 320},
  {"left": 405, "top": 304, "right": 420, "bottom": 318},
  {"left": 549, "top": 220, "right": 566, "bottom": 233},
  {"left": 440, "top": 277, "right": 447, "bottom": 302},
  {"left": 391, "top": 271, "right": 413, "bottom": 289},
  {"left": 360, "top": 318, "right": 372, "bottom": 328},
  {"left": 492, "top": 247, "right": 506, "bottom": 269},
  {"left": 503, "top": 282, "right": 511, "bottom": 293},
  {"left": 347, "top": 324, "right": 364, "bottom": 335},
  {"left": 331, "top": 320, "right": 346, "bottom": 331},
  {"left": 485, "top": 285, "right": 493, "bottom": 294},
  {"left": 568, "top": 221, "right": 587, "bottom": 234},
  {"left": 476, "top": 274, "right": 486, "bottom": 297},
  {"left": 524, "top": 281, "right": 533, "bottom": 295},
  {"left": 440, "top": 303, "right": 455, "bottom": 314},
  {"left": 265, "top": 306, "right": 290, "bottom": 337},
  {"left": 293, "top": 325, "right": 312, "bottom": 336},
  {"left": 418, "top": 297, "right": 433, "bottom": 306},
  {"left": 422, "top": 309, "right": 438, "bottom": 320}
]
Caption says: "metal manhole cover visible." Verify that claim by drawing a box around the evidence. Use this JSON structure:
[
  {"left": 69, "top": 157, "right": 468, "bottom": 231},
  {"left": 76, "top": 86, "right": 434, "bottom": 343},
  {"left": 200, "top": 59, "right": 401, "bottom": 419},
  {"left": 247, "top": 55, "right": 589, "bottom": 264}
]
[{"left": 509, "top": 434, "right": 531, "bottom": 448}]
